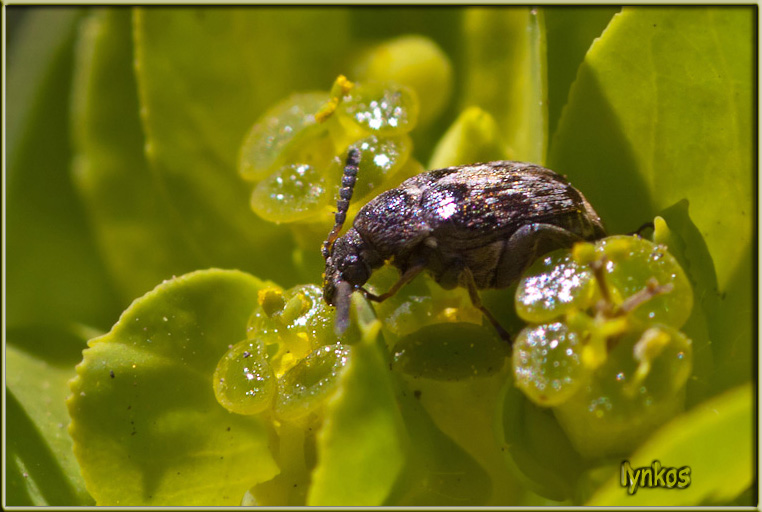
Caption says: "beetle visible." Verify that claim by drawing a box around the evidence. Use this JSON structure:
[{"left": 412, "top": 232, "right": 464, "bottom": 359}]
[{"left": 322, "top": 148, "right": 606, "bottom": 341}]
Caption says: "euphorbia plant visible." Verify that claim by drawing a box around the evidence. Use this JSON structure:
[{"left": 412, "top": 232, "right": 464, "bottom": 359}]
[{"left": 6, "top": 6, "right": 753, "bottom": 506}]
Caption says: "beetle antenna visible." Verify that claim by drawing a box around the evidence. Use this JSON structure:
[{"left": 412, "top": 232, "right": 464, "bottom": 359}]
[{"left": 322, "top": 148, "right": 361, "bottom": 259}]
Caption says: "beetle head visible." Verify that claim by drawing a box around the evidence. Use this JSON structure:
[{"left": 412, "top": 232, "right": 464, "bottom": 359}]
[
  {"left": 323, "top": 228, "right": 376, "bottom": 334},
  {"left": 323, "top": 228, "right": 372, "bottom": 306}
]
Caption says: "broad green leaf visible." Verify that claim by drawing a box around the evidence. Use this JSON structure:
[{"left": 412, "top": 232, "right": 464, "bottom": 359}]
[
  {"left": 6, "top": 343, "right": 94, "bottom": 506},
  {"left": 544, "top": 7, "right": 619, "bottom": 140},
  {"left": 587, "top": 383, "right": 753, "bottom": 505},
  {"left": 461, "top": 7, "right": 547, "bottom": 164},
  {"left": 307, "top": 319, "right": 406, "bottom": 505},
  {"left": 7, "top": 8, "right": 120, "bottom": 329},
  {"left": 71, "top": 9, "right": 202, "bottom": 302},
  {"left": 404, "top": 358, "right": 521, "bottom": 505},
  {"left": 132, "top": 8, "right": 350, "bottom": 286},
  {"left": 385, "top": 378, "right": 492, "bottom": 506},
  {"left": 6, "top": 318, "right": 102, "bottom": 505},
  {"left": 549, "top": 7, "right": 753, "bottom": 293},
  {"left": 706, "top": 248, "right": 753, "bottom": 392},
  {"left": 70, "top": 9, "right": 195, "bottom": 285},
  {"left": 498, "top": 375, "right": 588, "bottom": 502},
  {"left": 654, "top": 201, "right": 717, "bottom": 405},
  {"left": 549, "top": 7, "right": 754, "bottom": 413},
  {"left": 7, "top": 8, "right": 79, "bottom": 163},
  {"left": 655, "top": 201, "right": 719, "bottom": 319},
  {"left": 67, "top": 269, "right": 278, "bottom": 505}
]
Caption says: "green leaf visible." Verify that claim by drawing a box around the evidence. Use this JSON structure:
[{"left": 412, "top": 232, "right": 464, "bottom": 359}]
[
  {"left": 67, "top": 269, "right": 278, "bottom": 505},
  {"left": 6, "top": 343, "right": 94, "bottom": 506},
  {"left": 549, "top": 7, "right": 753, "bottom": 293},
  {"left": 132, "top": 8, "right": 351, "bottom": 286},
  {"left": 498, "top": 375, "right": 587, "bottom": 502},
  {"left": 655, "top": 201, "right": 719, "bottom": 316},
  {"left": 7, "top": 8, "right": 78, "bottom": 163},
  {"left": 403, "top": 362, "right": 522, "bottom": 504},
  {"left": 654, "top": 201, "right": 717, "bottom": 405},
  {"left": 385, "top": 378, "right": 493, "bottom": 506},
  {"left": 587, "top": 383, "right": 753, "bottom": 505},
  {"left": 544, "top": 7, "right": 619, "bottom": 139},
  {"left": 707, "top": 248, "right": 754, "bottom": 392},
  {"left": 461, "top": 7, "right": 547, "bottom": 163},
  {"left": 71, "top": 9, "right": 202, "bottom": 302},
  {"left": 7, "top": 7, "right": 120, "bottom": 329},
  {"left": 307, "top": 323, "right": 406, "bottom": 505}
]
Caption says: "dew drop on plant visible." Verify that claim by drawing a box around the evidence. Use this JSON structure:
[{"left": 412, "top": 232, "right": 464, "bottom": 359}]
[
  {"left": 515, "top": 249, "right": 597, "bottom": 324},
  {"left": 287, "top": 284, "right": 337, "bottom": 344},
  {"left": 351, "top": 35, "right": 453, "bottom": 127},
  {"left": 251, "top": 163, "right": 330, "bottom": 223},
  {"left": 379, "top": 294, "right": 436, "bottom": 337},
  {"left": 274, "top": 344, "right": 352, "bottom": 422},
  {"left": 512, "top": 322, "right": 587, "bottom": 407},
  {"left": 338, "top": 81, "right": 419, "bottom": 136},
  {"left": 595, "top": 236, "right": 693, "bottom": 328},
  {"left": 553, "top": 324, "right": 692, "bottom": 458},
  {"left": 213, "top": 339, "right": 275, "bottom": 415},
  {"left": 247, "top": 285, "right": 336, "bottom": 377},
  {"left": 239, "top": 92, "right": 331, "bottom": 181}
]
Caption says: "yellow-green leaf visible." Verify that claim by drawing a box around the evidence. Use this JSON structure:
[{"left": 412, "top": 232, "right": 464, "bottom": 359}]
[
  {"left": 587, "top": 384, "right": 753, "bottom": 505},
  {"left": 550, "top": 7, "right": 753, "bottom": 292},
  {"left": 67, "top": 269, "right": 277, "bottom": 505},
  {"left": 308, "top": 326, "right": 406, "bottom": 505},
  {"left": 7, "top": 343, "right": 94, "bottom": 505},
  {"left": 71, "top": 9, "right": 201, "bottom": 301}
]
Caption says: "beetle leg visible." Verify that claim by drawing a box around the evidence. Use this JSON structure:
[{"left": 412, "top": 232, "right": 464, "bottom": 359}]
[
  {"left": 628, "top": 221, "right": 654, "bottom": 237},
  {"left": 462, "top": 267, "right": 512, "bottom": 344},
  {"left": 494, "top": 223, "right": 586, "bottom": 288},
  {"left": 363, "top": 262, "right": 426, "bottom": 303}
]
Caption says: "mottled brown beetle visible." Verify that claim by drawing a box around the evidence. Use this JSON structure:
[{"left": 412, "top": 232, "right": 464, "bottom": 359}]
[{"left": 322, "top": 148, "right": 606, "bottom": 341}]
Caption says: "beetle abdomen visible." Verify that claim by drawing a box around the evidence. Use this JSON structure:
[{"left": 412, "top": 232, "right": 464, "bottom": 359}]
[
  {"left": 355, "top": 162, "right": 603, "bottom": 260},
  {"left": 420, "top": 163, "right": 595, "bottom": 237}
]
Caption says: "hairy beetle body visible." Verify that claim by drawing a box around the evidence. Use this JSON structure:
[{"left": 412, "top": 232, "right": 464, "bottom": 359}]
[{"left": 323, "top": 155, "right": 606, "bottom": 340}]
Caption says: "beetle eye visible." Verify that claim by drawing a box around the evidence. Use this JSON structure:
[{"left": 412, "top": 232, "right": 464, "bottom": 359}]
[{"left": 342, "top": 263, "right": 369, "bottom": 286}]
